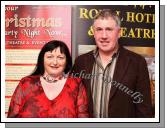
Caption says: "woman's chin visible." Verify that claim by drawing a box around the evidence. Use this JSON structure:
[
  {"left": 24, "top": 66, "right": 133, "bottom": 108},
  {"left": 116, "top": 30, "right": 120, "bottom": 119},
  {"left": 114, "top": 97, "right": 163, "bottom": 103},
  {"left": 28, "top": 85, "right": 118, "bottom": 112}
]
[{"left": 47, "top": 73, "right": 58, "bottom": 77}]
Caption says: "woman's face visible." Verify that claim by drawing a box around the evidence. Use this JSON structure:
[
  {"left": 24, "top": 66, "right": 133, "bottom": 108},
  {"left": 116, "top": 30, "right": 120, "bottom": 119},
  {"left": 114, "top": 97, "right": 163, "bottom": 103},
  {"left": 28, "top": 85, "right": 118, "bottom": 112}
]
[{"left": 44, "top": 47, "right": 66, "bottom": 78}]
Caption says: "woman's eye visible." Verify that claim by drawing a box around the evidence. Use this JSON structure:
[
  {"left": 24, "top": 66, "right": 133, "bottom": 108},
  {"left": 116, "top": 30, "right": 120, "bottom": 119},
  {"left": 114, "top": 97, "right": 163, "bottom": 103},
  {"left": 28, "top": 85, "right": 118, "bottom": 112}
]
[
  {"left": 47, "top": 56, "right": 53, "bottom": 58},
  {"left": 58, "top": 57, "right": 64, "bottom": 60}
]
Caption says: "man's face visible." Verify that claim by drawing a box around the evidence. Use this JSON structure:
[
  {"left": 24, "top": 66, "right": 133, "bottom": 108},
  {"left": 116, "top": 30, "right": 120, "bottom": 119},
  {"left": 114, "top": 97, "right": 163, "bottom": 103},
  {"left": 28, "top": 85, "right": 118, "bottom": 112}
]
[{"left": 93, "top": 17, "right": 121, "bottom": 53}]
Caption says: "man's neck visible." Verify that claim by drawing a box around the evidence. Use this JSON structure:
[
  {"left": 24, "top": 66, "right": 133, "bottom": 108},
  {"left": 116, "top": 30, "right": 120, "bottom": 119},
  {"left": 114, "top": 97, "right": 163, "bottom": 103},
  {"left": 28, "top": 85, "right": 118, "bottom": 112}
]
[
  {"left": 98, "top": 45, "right": 119, "bottom": 68},
  {"left": 99, "top": 45, "right": 118, "bottom": 58}
]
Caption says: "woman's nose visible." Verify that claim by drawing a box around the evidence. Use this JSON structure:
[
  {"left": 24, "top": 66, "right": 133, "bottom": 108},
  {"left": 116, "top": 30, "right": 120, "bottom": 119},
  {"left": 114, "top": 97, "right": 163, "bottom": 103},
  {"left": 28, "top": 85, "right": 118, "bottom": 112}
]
[{"left": 52, "top": 58, "right": 58, "bottom": 65}]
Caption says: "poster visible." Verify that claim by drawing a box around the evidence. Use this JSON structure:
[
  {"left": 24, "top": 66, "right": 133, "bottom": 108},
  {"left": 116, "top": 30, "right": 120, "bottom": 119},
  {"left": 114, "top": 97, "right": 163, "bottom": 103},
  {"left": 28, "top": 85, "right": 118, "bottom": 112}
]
[{"left": 5, "top": 5, "right": 71, "bottom": 117}]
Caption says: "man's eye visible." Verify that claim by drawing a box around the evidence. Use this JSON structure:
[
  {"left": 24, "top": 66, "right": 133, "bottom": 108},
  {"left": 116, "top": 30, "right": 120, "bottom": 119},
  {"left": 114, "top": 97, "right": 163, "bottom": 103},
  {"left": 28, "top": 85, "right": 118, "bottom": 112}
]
[
  {"left": 106, "top": 28, "right": 113, "bottom": 31},
  {"left": 96, "top": 28, "right": 102, "bottom": 31}
]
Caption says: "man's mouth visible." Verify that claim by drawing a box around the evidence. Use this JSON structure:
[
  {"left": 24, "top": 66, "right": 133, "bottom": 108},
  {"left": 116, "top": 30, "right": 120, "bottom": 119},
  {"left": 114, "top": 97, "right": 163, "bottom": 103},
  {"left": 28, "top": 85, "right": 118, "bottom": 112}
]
[
  {"left": 100, "top": 41, "right": 109, "bottom": 44},
  {"left": 101, "top": 42, "right": 109, "bottom": 46}
]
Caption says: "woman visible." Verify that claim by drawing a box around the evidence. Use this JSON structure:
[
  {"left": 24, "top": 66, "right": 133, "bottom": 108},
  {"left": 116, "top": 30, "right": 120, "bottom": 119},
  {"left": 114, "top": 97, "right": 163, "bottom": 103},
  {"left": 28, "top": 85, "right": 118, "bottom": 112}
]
[{"left": 7, "top": 40, "right": 89, "bottom": 118}]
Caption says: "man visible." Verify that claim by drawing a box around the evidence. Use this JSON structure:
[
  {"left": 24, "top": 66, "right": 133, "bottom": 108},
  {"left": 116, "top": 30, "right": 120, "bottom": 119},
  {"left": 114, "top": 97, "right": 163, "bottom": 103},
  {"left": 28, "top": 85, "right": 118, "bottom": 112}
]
[{"left": 72, "top": 9, "right": 153, "bottom": 118}]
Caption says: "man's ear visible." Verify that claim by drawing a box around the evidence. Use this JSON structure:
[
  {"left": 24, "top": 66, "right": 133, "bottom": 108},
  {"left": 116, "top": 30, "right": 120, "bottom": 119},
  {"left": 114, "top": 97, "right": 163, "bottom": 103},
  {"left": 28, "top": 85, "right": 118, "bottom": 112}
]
[{"left": 118, "top": 28, "right": 121, "bottom": 38}]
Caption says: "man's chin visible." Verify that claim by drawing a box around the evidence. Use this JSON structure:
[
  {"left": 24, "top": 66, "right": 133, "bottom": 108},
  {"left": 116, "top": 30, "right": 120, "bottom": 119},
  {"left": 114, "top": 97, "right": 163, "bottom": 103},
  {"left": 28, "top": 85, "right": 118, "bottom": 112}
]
[{"left": 100, "top": 48, "right": 114, "bottom": 52}]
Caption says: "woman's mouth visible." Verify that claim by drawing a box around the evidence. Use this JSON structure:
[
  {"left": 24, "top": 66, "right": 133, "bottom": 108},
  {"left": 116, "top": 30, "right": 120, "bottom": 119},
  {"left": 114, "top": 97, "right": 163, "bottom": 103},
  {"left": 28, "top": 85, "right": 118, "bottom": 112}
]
[{"left": 50, "top": 66, "right": 59, "bottom": 69}]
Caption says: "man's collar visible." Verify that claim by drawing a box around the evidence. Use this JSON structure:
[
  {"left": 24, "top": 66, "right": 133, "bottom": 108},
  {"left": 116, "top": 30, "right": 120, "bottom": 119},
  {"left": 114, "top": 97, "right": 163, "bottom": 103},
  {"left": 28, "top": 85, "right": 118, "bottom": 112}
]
[{"left": 93, "top": 45, "right": 120, "bottom": 59}]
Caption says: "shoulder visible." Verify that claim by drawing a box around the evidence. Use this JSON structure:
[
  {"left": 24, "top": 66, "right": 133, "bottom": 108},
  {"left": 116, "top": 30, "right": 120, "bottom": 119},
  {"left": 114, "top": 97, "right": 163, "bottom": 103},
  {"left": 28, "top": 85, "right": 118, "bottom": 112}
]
[
  {"left": 120, "top": 47, "right": 146, "bottom": 63},
  {"left": 20, "top": 75, "right": 40, "bottom": 82},
  {"left": 73, "top": 51, "right": 95, "bottom": 68},
  {"left": 18, "top": 75, "right": 40, "bottom": 88},
  {"left": 66, "top": 76, "right": 82, "bottom": 85},
  {"left": 65, "top": 76, "right": 83, "bottom": 90},
  {"left": 75, "top": 51, "right": 94, "bottom": 61}
]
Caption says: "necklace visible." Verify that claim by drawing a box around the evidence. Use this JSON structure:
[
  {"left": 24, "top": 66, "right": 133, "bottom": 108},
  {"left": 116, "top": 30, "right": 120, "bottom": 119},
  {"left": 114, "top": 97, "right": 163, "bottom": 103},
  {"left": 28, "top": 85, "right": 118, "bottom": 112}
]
[
  {"left": 42, "top": 76, "right": 58, "bottom": 83},
  {"left": 42, "top": 74, "right": 66, "bottom": 83}
]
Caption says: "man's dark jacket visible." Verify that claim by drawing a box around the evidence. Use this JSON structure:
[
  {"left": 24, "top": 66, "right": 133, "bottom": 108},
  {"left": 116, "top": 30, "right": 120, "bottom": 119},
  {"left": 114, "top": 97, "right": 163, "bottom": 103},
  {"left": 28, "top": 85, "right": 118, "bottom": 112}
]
[{"left": 71, "top": 46, "right": 153, "bottom": 118}]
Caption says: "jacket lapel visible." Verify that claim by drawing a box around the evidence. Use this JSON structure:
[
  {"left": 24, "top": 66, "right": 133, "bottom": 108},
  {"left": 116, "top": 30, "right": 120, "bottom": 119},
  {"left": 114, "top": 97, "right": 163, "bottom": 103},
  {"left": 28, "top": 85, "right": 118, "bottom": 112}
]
[
  {"left": 109, "top": 47, "right": 130, "bottom": 99},
  {"left": 84, "top": 51, "right": 95, "bottom": 89},
  {"left": 83, "top": 52, "right": 95, "bottom": 116}
]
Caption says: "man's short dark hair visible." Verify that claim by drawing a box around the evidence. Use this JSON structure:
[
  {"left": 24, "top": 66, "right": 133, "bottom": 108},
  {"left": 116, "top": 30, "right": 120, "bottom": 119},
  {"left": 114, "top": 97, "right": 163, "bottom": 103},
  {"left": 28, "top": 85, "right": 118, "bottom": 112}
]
[{"left": 93, "top": 9, "right": 121, "bottom": 27}]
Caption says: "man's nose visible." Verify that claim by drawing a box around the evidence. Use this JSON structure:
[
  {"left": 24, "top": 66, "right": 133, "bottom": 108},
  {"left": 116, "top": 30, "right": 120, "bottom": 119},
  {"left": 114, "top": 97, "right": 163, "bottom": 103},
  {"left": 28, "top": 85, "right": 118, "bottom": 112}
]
[{"left": 102, "top": 31, "right": 107, "bottom": 38}]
